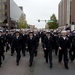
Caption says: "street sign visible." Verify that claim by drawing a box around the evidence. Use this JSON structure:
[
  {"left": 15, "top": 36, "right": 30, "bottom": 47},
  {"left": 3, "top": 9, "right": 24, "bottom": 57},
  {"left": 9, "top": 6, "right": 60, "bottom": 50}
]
[
  {"left": 48, "top": 20, "right": 54, "bottom": 22},
  {"left": 37, "top": 19, "right": 54, "bottom": 23}
]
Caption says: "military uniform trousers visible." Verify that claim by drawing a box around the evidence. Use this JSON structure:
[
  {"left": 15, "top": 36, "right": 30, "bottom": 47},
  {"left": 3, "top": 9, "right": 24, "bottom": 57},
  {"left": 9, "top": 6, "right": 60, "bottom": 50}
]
[
  {"left": 0, "top": 53, "right": 2, "bottom": 66},
  {"left": 15, "top": 47, "right": 21, "bottom": 64},
  {"left": 45, "top": 49, "right": 53, "bottom": 66},
  {"left": 29, "top": 49, "right": 35, "bottom": 64},
  {"left": 58, "top": 49, "right": 68, "bottom": 67}
]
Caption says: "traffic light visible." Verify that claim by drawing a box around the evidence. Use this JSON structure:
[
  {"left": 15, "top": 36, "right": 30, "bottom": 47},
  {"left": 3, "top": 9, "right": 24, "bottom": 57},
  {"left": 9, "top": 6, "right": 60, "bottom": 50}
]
[{"left": 38, "top": 19, "right": 40, "bottom": 22}]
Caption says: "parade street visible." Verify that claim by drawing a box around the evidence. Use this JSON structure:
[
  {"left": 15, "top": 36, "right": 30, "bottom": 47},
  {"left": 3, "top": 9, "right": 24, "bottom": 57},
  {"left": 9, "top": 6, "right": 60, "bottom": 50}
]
[
  {"left": 0, "top": 40, "right": 75, "bottom": 75},
  {"left": 0, "top": 0, "right": 75, "bottom": 75}
]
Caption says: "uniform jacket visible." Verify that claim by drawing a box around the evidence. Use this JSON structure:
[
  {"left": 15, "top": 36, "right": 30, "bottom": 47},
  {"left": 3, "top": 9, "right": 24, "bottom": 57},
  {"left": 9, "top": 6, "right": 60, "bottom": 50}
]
[
  {"left": 43, "top": 36, "right": 54, "bottom": 51},
  {"left": 12, "top": 35, "right": 23, "bottom": 50},
  {"left": 27, "top": 36, "right": 37, "bottom": 51},
  {"left": 0, "top": 35, "right": 4, "bottom": 53},
  {"left": 58, "top": 36, "right": 70, "bottom": 50}
]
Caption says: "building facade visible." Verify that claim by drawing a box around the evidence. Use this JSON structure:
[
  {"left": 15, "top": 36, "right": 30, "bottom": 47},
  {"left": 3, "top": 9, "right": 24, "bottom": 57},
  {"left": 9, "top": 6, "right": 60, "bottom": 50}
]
[
  {"left": 58, "top": 1, "right": 61, "bottom": 26},
  {"left": 71, "top": 0, "right": 75, "bottom": 24},
  {"left": 0, "top": 0, "right": 26, "bottom": 29},
  {"left": 58, "top": 0, "right": 71, "bottom": 27},
  {"left": 29, "top": 25, "right": 35, "bottom": 29}
]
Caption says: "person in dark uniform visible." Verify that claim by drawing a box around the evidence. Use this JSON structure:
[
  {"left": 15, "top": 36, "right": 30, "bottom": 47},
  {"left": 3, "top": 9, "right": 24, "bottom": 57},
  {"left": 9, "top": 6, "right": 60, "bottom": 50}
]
[
  {"left": 9, "top": 30, "right": 15, "bottom": 56},
  {"left": 69, "top": 31, "right": 75, "bottom": 60},
  {"left": 58, "top": 30, "right": 70, "bottom": 70},
  {"left": 66, "top": 30, "right": 72, "bottom": 60},
  {"left": 34, "top": 30, "right": 40, "bottom": 57},
  {"left": 5, "top": 30, "right": 10, "bottom": 52},
  {"left": 53, "top": 31, "right": 59, "bottom": 56},
  {"left": 21, "top": 30, "right": 27, "bottom": 56},
  {"left": 27, "top": 31, "right": 37, "bottom": 67},
  {"left": 70, "top": 31, "right": 75, "bottom": 62},
  {"left": 0, "top": 30, "right": 5, "bottom": 67},
  {"left": 43, "top": 31, "right": 54, "bottom": 69},
  {"left": 41, "top": 31, "right": 46, "bottom": 58},
  {"left": 12, "top": 30, "right": 23, "bottom": 66}
]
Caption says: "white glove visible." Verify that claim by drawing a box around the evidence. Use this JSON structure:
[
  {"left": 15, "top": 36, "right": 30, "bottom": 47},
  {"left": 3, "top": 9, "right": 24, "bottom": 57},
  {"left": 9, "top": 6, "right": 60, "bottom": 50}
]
[
  {"left": 44, "top": 48, "right": 46, "bottom": 50},
  {"left": 59, "top": 47, "right": 62, "bottom": 50}
]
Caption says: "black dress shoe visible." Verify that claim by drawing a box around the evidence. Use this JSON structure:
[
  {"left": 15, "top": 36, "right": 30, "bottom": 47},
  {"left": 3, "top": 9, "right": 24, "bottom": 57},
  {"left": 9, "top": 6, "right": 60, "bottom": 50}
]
[
  {"left": 17, "top": 63, "right": 19, "bottom": 66},
  {"left": 71, "top": 59, "right": 73, "bottom": 62},
  {"left": 29, "top": 63, "right": 32, "bottom": 67},
  {"left": 3, "top": 56, "right": 5, "bottom": 60},
  {"left": 11, "top": 54, "right": 13, "bottom": 56},
  {"left": 65, "top": 66, "right": 69, "bottom": 70},
  {"left": 35, "top": 54, "right": 37, "bottom": 57},
  {"left": 50, "top": 65, "right": 52, "bottom": 69},
  {"left": 46, "top": 60, "right": 48, "bottom": 63},
  {"left": 23, "top": 54, "right": 25, "bottom": 57},
  {"left": 0, "top": 65, "right": 1, "bottom": 67},
  {"left": 59, "top": 61, "right": 61, "bottom": 63},
  {"left": 44, "top": 55, "right": 46, "bottom": 58},
  {"left": 0, "top": 63, "right": 2, "bottom": 68}
]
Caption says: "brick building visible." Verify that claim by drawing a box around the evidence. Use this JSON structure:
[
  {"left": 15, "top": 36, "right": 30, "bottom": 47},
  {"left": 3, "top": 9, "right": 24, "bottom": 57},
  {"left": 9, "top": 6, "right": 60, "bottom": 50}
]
[
  {"left": 0, "top": 0, "right": 26, "bottom": 29},
  {"left": 58, "top": 0, "right": 71, "bottom": 27}
]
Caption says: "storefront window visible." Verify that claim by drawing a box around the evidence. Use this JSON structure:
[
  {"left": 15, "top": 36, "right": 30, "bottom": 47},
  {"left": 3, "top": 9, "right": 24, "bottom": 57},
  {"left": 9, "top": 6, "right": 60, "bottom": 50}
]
[
  {"left": 0, "top": 20, "right": 1, "bottom": 23},
  {"left": 0, "top": 0, "right": 1, "bottom": 2},
  {"left": 0, "top": 12, "right": 1, "bottom": 16},
  {"left": 5, "top": 12, "right": 7, "bottom": 16},
  {"left": 2, "top": 5, "right": 5, "bottom": 9},
  {"left": 2, "top": 12, "right": 5, "bottom": 15},
  {"left": 0, "top": 5, "right": 1, "bottom": 9},
  {"left": 5, "top": 4, "right": 7, "bottom": 9},
  {"left": 0, "top": 19, "right": 3, "bottom": 23},
  {"left": 2, "top": 0, "right": 6, "bottom": 2}
]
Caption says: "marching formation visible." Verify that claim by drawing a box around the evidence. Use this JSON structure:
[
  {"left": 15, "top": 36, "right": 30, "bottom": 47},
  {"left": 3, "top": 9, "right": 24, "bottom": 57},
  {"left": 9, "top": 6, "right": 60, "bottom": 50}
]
[{"left": 0, "top": 29, "right": 75, "bottom": 70}]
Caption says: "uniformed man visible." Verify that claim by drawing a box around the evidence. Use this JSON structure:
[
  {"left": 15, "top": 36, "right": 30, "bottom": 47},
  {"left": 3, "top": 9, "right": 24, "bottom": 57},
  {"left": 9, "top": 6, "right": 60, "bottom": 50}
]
[
  {"left": 53, "top": 31, "right": 59, "bottom": 56},
  {"left": 70, "top": 31, "right": 75, "bottom": 62},
  {"left": 66, "top": 30, "right": 72, "bottom": 60},
  {"left": 0, "top": 30, "right": 5, "bottom": 67},
  {"left": 5, "top": 30, "right": 10, "bottom": 52},
  {"left": 27, "top": 31, "right": 37, "bottom": 67},
  {"left": 21, "top": 30, "right": 28, "bottom": 56},
  {"left": 58, "top": 30, "right": 70, "bottom": 70},
  {"left": 43, "top": 31, "right": 54, "bottom": 68},
  {"left": 34, "top": 30, "right": 40, "bottom": 56},
  {"left": 12, "top": 30, "right": 23, "bottom": 66},
  {"left": 41, "top": 31, "right": 46, "bottom": 58},
  {"left": 8, "top": 30, "right": 14, "bottom": 56}
]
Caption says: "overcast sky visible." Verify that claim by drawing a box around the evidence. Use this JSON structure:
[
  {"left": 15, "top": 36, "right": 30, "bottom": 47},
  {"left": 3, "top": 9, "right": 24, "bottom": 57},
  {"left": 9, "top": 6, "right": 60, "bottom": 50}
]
[{"left": 14, "top": 0, "right": 61, "bottom": 28}]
